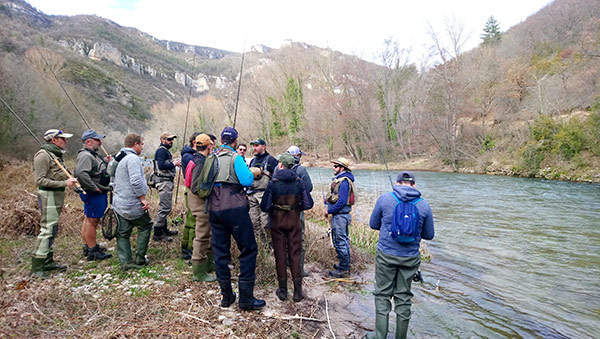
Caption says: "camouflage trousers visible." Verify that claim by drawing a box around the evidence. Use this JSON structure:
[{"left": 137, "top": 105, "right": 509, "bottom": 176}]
[
  {"left": 33, "top": 190, "right": 65, "bottom": 258},
  {"left": 248, "top": 190, "right": 270, "bottom": 246}
]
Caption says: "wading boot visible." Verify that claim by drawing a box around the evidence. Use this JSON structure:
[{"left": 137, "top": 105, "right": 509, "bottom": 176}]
[
  {"left": 192, "top": 260, "right": 217, "bottom": 282},
  {"left": 366, "top": 298, "right": 391, "bottom": 339},
  {"left": 292, "top": 278, "right": 304, "bottom": 302},
  {"left": 395, "top": 318, "right": 410, "bottom": 339},
  {"left": 218, "top": 280, "right": 236, "bottom": 308},
  {"left": 44, "top": 252, "right": 67, "bottom": 271},
  {"left": 238, "top": 280, "right": 266, "bottom": 311},
  {"left": 275, "top": 279, "right": 287, "bottom": 301},
  {"left": 31, "top": 257, "right": 49, "bottom": 279},
  {"left": 152, "top": 227, "right": 172, "bottom": 242},
  {"left": 328, "top": 269, "right": 350, "bottom": 278},
  {"left": 87, "top": 245, "right": 112, "bottom": 261}
]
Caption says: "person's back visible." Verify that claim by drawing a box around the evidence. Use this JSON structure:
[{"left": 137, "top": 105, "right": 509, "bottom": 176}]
[
  {"left": 113, "top": 148, "right": 147, "bottom": 220},
  {"left": 367, "top": 172, "right": 434, "bottom": 339}
]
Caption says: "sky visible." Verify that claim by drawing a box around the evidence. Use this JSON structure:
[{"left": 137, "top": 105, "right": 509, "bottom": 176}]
[{"left": 27, "top": 0, "right": 553, "bottom": 64}]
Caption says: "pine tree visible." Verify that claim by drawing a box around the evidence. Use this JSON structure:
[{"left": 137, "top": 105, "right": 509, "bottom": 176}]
[{"left": 481, "top": 16, "right": 502, "bottom": 45}]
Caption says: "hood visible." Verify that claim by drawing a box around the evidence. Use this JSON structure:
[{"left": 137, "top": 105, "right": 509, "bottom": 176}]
[
  {"left": 119, "top": 147, "right": 137, "bottom": 155},
  {"left": 181, "top": 145, "right": 196, "bottom": 156},
  {"left": 273, "top": 168, "right": 298, "bottom": 182},
  {"left": 334, "top": 171, "right": 355, "bottom": 182},
  {"left": 392, "top": 185, "right": 421, "bottom": 202}
]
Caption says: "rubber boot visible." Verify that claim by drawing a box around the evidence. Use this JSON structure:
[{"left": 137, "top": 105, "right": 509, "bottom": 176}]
[
  {"left": 135, "top": 224, "right": 152, "bottom": 265},
  {"left": 44, "top": 252, "right": 66, "bottom": 271},
  {"left": 238, "top": 279, "right": 266, "bottom": 311},
  {"left": 395, "top": 317, "right": 410, "bottom": 339},
  {"left": 87, "top": 245, "right": 112, "bottom": 261},
  {"left": 192, "top": 260, "right": 216, "bottom": 282},
  {"left": 218, "top": 280, "right": 236, "bottom": 307},
  {"left": 328, "top": 268, "right": 350, "bottom": 278},
  {"left": 116, "top": 237, "right": 141, "bottom": 270},
  {"left": 366, "top": 298, "right": 391, "bottom": 339},
  {"left": 292, "top": 278, "right": 304, "bottom": 302},
  {"left": 275, "top": 279, "right": 287, "bottom": 301},
  {"left": 31, "top": 257, "right": 48, "bottom": 279}
]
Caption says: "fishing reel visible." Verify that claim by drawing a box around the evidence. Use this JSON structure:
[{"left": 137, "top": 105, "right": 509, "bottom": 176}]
[{"left": 412, "top": 270, "right": 424, "bottom": 284}]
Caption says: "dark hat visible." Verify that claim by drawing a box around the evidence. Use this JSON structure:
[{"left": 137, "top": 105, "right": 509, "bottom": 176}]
[
  {"left": 397, "top": 171, "right": 415, "bottom": 183},
  {"left": 221, "top": 126, "right": 238, "bottom": 143},
  {"left": 250, "top": 138, "right": 266, "bottom": 146},
  {"left": 277, "top": 153, "right": 295, "bottom": 168},
  {"left": 81, "top": 129, "right": 106, "bottom": 141}
]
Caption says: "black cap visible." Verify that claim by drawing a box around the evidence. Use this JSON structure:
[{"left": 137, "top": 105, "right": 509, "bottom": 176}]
[
  {"left": 250, "top": 138, "right": 266, "bottom": 146},
  {"left": 397, "top": 171, "right": 415, "bottom": 183}
]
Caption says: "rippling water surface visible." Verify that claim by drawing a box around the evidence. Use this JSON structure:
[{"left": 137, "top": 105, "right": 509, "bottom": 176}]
[{"left": 308, "top": 168, "right": 600, "bottom": 338}]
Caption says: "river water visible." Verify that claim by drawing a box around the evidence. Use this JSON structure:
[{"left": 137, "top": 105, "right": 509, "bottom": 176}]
[{"left": 308, "top": 168, "right": 600, "bottom": 338}]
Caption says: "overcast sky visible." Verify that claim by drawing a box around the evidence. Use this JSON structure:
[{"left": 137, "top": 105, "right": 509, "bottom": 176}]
[{"left": 27, "top": 0, "right": 553, "bottom": 64}]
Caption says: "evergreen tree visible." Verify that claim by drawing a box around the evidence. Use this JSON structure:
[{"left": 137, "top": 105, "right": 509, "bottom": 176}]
[{"left": 481, "top": 16, "right": 502, "bottom": 44}]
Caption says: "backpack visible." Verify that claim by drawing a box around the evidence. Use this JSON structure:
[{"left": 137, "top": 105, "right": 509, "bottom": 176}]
[
  {"left": 196, "top": 153, "right": 219, "bottom": 199},
  {"left": 145, "top": 160, "right": 158, "bottom": 189},
  {"left": 106, "top": 150, "right": 128, "bottom": 178},
  {"left": 389, "top": 192, "right": 422, "bottom": 243}
]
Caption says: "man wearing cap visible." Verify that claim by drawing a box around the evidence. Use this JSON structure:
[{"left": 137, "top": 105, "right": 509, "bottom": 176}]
[
  {"left": 180, "top": 132, "right": 201, "bottom": 259},
  {"left": 209, "top": 127, "right": 265, "bottom": 311},
  {"left": 367, "top": 172, "right": 434, "bottom": 339},
  {"left": 260, "top": 153, "right": 313, "bottom": 302},
  {"left": 247, "top": 138, "right": 278, "bottom": 246},
  {"left": 112, "top": 133, "right": 153, "bottom": 270},
  {"left": 74, "top": 129, "right": 113, "bottom": 261},
  {"left": 185, "top": 133, "right": 217, "bottom": 282},
  {"left": 286, "top": 145, "right": 313, "bottom": 276},
  {"left": 152, "top": 132, "right": 182, "bottom": 241},
  {"left": 31, "top": 129, "right": 79, "bottom": 278},
  {"left": 325, "top": 157, "right": 356, "bottom": 278}
]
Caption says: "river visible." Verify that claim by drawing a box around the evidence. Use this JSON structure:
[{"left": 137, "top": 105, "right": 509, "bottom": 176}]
[{"left": 308, "top": 168, "right": 600, "bottom": 338}]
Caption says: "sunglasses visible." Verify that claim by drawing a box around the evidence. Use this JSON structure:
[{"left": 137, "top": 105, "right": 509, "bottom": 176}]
[
  {"left": 166, "top": 138, "right": 175, "bottom": 141},
  {"left": 333, "top": 165, "right": 341, "bottom": 169},
  {"left": 238, "top": 148, "right": 246, "bottom": 151}
]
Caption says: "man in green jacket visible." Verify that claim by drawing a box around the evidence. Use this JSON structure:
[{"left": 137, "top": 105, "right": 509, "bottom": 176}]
[{"left": 31, "top": 129, "right": 78, "bottom": 278}]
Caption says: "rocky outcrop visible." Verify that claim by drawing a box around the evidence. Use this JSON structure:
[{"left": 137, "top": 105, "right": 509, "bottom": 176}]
[{"left": 158, "top": 40, "right": 229, "bottom": 59}]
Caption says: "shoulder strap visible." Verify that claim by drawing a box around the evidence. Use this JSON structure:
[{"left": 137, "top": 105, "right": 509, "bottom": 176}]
[
  {"left": 410, "top": 197, "right": 422, "bottom": 205},
  {"left": 390, "top": 192, "right": 401, "bottom": 205}
]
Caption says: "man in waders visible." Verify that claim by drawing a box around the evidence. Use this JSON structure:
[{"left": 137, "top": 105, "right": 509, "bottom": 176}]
[
  {"left": 260, "top": 153, "right": 313, "bottom": 302},
  {"left": 367, "top": 172, "right": 434, "bottom": 339},
  {"left": 209, "top": 127, "right": 265, "bottom": 311},
  {"left": 153, "top": 132, "right": 181, "bottom": 242},
  {"left": 180, "top": 132, "right": 201, "bottom": 259},
  {"left": 186, "top": 133, "right": 217, "bottom": 282},
  {"left": 74, "top": 129, "right": 112, "bottom": 261},
  {"left": 325, "top": 157, "right": 356, "bottom": 278},
  {"left": 286, "top": 145, "right": 313, "bottom": 276},
  {"left": 31, "top": 129, "right": 79, "bottom": 278},
  {"left": 247, "top": 138, "right": 278, "bottom": 246},
  {"left": 112, "top": 134, "right": 153, "bottom": 270}
]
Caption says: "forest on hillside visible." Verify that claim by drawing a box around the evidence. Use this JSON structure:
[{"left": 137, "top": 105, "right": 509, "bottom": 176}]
[{"left": 1, "top": 0, "right": 599, "bottom": 181}]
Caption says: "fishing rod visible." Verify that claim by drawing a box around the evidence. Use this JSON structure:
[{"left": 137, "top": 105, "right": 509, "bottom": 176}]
[
  {"left": 38, "top": 49, "right": 110, "bottom": 157},
  {"left": 0, "top": 95, "right": 84, "bottom": 193},
  {"left": 376, "top": 144, "right": 394, "bottom": 189},
  {"left": 174, "top": 54, "right": 196, "bottom": 205},
  {"left": 232, "top": 49, "right": 245, "bottom": 129}
]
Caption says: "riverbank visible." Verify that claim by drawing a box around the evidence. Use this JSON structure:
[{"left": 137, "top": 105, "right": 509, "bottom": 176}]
[{"left": 303, "top": 155, "right": 600, "bottom": 183}]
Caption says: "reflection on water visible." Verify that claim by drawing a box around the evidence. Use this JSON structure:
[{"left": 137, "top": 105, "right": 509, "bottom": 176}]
[{"left": 308, "top": 168, "right": 600, "bottom": 338}]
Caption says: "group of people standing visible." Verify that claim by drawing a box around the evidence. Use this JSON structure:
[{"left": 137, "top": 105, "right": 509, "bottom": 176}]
[{"left": 31, "top": 125, "right": 434, "bottom": 338}]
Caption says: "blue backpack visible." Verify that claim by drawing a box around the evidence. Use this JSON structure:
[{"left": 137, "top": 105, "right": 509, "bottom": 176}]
[{"left": 389, "top": 192, "right": 422, "bottom": 243}]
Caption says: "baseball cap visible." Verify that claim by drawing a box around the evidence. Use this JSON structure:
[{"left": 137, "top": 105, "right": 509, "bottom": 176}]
[
  {"left": 250, "top": 138, "right": 266, "bottom": 146},
  {"left": 195, "top": 133, "right": 214, "bottom": 147},
  {"left": 221, "top": 126, "right": 238, "bottom": 143},
  {"left": 287, "top": 145, "right": 302, "bottom": 156},
  {"left": 397, "top": 171, "right": 415, "bottom": 183},
  {"left": 160, "top": 132, "right": 177, "bottom": 139},
  {"left": 44, "top": 129, "right": 73, "bottom": 141},
  {"left": 278, "top": 153, "right": 296, "bottom": 168},
  {"left": 81, "top": 129, "right": 106, "bottom": 141}
]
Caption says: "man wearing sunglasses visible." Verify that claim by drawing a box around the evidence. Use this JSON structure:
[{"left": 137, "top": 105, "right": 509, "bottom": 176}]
[
  {"left": 324, "top": 157, "right": 356, "bottom": 278},
  {"left": 31, "top": 129, "right": 78, "bottom": 278},
  {"left": 152, "top": 132, "right": 182, "bottom": 242}
]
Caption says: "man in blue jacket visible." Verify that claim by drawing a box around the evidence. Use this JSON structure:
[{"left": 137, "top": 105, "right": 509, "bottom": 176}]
[
  {"left": 325, "top": 157, "right": 356, "bottom": 278},
  {"left": 153, "top": 132, "right": 181, "bottom": 241},
  {"left": 208, "top": 127, "right": 265, "bottom": 311},
  {"left": 367, "top": 171, "right": 434, "bottom": 339}
]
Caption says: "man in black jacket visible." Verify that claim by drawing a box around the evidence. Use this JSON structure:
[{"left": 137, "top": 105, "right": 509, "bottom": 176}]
[{"left": 153, "top": 132, "right": 181, "bottom": 241}]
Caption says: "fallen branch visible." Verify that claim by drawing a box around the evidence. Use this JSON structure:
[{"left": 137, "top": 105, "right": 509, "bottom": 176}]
[
  {"left": 324, "top": 295, "right": 335, "bottom": 339},
  {"left": 269, "top": 314, "right": 326, "bottom": 323},
  {"left": 177, "top": 312, "right": 210, "bottom": 324},
  {"left": 317, "top": 278, "right": 364, "bottom": 285}
]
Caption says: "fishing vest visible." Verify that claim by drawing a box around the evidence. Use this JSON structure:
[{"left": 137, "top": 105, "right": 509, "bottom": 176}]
[
  {"left": 326, "top": 176, "right": 356, "bottom": 206},
  {"left": 214, "top": 148, "right": 240, "bottom": 185},
  {"left": 154, "top": 146, "right": 176, "bottom": 180},
  {"left": 249, "top": 156, "right": 274, "bottom": 191}
]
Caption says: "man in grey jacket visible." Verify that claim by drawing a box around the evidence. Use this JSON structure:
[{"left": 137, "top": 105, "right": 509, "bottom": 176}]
[{"left": 112, "top": 134, "right": 153, "bottom": 270}]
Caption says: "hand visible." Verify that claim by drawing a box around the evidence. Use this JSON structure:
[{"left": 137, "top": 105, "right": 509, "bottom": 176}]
[
  {"left": 324, "top": 211, "right": 329, "bottom": 218},
  {"left": 173, "top": 158, "right": 182, "bottom": 167},
  {"left": 140, "top": 198, "right": 149, "bottom": 210},
  {"left": 66, "top": 177, "right": 78, "bottom": 187},
  {"left": 105, "top": 155, "right": 113, "bottom": 162}
]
